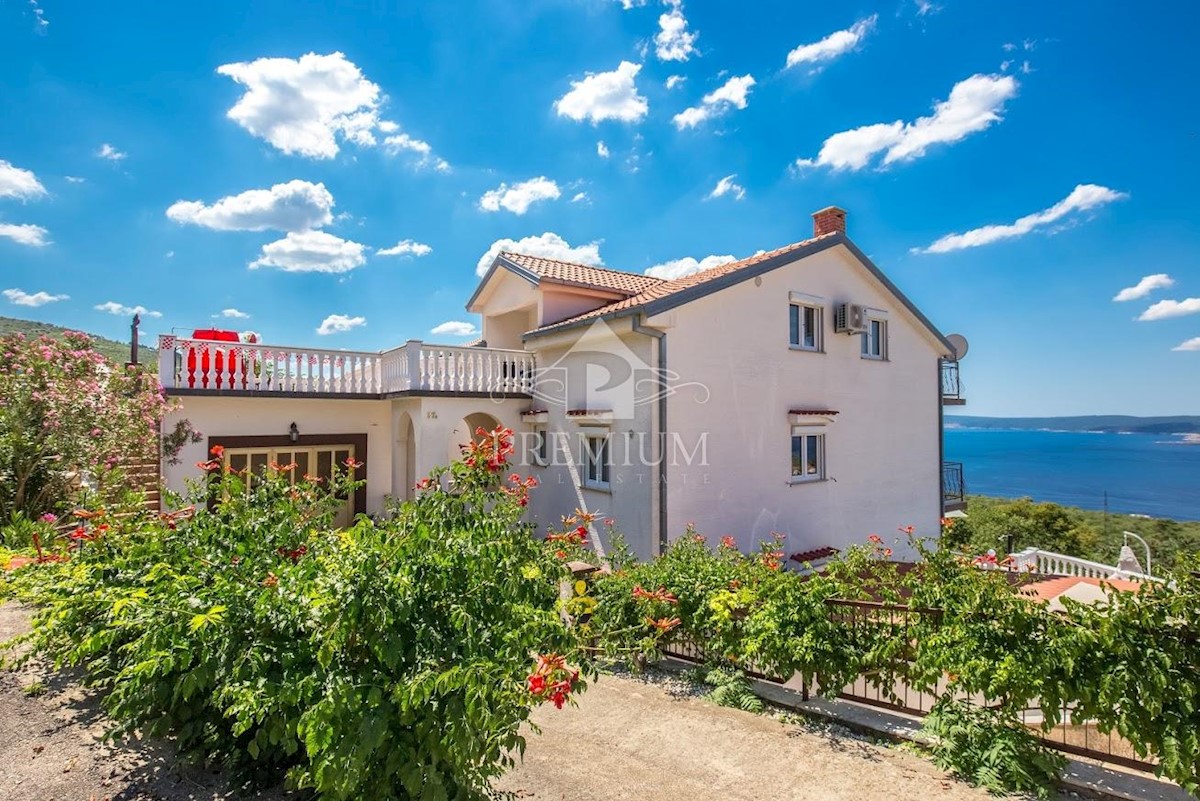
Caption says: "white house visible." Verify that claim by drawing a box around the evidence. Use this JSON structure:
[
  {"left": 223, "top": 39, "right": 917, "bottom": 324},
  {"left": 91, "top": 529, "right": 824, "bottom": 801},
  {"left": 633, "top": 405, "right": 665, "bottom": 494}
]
[{"left": 158, "top": 207, "right": 967, "bottom": 560}]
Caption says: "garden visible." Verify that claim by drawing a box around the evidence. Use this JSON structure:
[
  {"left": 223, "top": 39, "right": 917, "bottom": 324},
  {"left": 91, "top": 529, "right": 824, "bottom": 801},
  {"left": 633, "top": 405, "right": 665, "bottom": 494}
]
[{"left": 2, "top": 329, "right": 1199, "bottom": 800}]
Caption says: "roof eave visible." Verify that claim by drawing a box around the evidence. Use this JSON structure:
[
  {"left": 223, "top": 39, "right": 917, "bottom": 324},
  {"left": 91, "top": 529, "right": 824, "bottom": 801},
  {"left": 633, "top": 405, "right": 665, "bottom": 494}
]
[{"left": 464, "top": 254, "right": 541, "bottom": 312}]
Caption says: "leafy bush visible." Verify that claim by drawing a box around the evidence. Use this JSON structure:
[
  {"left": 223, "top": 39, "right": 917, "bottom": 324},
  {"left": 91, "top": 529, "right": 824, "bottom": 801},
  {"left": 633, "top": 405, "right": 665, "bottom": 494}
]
[
  {"left": 924, "top": 698, "right": 1065, "bottom": 799},
  {"left": 0, "top": 331, "right": 179, "bottom": 520},
  {"left": 4, "top": 428, "right": 585, "bottom": 800}
]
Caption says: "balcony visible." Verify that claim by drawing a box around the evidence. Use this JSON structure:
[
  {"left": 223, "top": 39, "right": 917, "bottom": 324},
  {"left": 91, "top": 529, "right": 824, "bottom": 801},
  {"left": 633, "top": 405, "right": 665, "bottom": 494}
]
[
  {"left": 157, "top": 335, "right": 535, "bottom": 398},
  {"left": 942, "top": 461, "right": 966, "bottom": 512},
  {"left": 941, "top": 360, "right": 965, "bottom": 405}
]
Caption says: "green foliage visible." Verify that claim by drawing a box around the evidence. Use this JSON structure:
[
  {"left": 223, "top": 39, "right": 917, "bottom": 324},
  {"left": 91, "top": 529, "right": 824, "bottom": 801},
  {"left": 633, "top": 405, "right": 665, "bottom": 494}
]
[
  {"left": 924, "top": 698, "right": 1065, "bottom": 799},
  {"left": 689, "top": 666, "right": 763, "bottom": 713},
  {"left": 948, "top": 495, "right": 1200, "bottom": 571},
  {"left": 4, "top": 429, "right": 582, "bottom": 800},
  {"left": 588, "top": 529, "right": 1200, "bottom": 797}
]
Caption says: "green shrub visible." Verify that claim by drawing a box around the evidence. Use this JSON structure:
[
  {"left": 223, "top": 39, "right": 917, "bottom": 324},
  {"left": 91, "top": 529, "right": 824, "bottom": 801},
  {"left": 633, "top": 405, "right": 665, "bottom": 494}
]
[{"left": 5, "top": 428, "right": 585, "bottom": 800}]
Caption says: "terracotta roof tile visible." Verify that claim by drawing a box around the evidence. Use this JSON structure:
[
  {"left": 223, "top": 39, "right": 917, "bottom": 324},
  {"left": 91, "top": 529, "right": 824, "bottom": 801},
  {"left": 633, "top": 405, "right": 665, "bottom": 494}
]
[
  {"left": 499, "top": 252, "right": 664, "bottom": 296},
  {"left": 789, "top": 546, "right": 840, "bottom": 565},
  {"left": 1018, "top": 575, "right": 1146, "bottom": 603},
  {"left": 524, "top": 233, "right": 836, "bottom": 335}
]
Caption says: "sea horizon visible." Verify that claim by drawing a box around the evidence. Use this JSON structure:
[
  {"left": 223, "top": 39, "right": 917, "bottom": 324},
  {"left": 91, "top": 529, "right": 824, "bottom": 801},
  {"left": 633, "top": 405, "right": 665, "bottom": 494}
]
[{"left": 944, "top": 428, "right": 1200, "bottom": 522}]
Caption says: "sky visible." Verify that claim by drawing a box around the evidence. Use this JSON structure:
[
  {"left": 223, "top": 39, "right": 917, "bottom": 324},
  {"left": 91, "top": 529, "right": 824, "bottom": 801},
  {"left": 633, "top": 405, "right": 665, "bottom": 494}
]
[{"left": 1, "top": 0, "right": 1198, "bottom": 417}]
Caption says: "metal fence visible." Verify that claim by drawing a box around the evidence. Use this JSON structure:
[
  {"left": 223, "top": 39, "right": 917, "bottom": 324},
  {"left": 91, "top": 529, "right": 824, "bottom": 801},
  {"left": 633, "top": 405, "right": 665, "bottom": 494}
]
[{"left": 662, "top": 598, "right": 1157, "bottom": 773}]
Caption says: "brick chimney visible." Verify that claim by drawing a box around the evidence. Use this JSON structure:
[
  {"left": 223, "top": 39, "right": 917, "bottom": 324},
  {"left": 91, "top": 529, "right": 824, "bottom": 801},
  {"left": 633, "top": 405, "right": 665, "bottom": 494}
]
[{"left": 812, "top": 206, "right": 847, "bottom": 237}]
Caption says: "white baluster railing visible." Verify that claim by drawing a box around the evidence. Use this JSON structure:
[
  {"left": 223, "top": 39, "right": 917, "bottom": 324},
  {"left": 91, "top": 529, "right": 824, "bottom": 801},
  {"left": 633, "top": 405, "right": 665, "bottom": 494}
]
[
  {"left": 1008, "top": 547, "right": 1161, "bottom": 582},
  {"left": 158, "top": 335, "right": 535, "bottom": 397}
]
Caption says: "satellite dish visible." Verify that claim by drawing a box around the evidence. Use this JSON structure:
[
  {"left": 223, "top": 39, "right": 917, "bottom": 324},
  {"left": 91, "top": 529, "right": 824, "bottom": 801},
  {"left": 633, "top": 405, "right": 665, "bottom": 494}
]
[{"left": 946, "top": 333, "right": 969, "bottom": 361}]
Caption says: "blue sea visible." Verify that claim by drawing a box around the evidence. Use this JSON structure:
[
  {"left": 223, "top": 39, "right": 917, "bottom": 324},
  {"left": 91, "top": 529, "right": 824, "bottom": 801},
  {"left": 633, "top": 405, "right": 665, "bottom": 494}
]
[{"left": 944, "top": 428, "right": 1200, "bottom": 521}]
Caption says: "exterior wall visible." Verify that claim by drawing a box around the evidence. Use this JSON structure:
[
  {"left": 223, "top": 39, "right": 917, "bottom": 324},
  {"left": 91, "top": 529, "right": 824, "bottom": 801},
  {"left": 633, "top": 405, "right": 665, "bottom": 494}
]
[
  {"left": 521, "top": 320, "right": 659, "bottom": 560},
  {"left": 162, "top": 394, "right": 529, "bottom": 517},
  {"left": 480, "top": 271, "right": 538, "bottom": 349},
  {"left": 657, "top": 244, "right": 944, "bottom": 560},
  {"left": 162, "top": 396, "right": 394, "bottom": 514}
]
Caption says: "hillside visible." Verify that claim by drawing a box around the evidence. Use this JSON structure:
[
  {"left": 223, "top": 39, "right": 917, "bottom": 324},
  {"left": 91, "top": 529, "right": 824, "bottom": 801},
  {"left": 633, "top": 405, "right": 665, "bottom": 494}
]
[
  {"left": 946, "top": 414, "right": 1200, "bottom": 434},
  {"left": 0, "top": 316, "right": 157, "bottom": 366}
]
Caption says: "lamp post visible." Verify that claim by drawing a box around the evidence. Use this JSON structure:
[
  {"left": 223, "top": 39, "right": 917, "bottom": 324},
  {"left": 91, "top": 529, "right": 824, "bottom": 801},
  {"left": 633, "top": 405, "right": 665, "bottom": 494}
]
[{"left": 1123, "top": 531, "right": 1152, "bottom": 578}]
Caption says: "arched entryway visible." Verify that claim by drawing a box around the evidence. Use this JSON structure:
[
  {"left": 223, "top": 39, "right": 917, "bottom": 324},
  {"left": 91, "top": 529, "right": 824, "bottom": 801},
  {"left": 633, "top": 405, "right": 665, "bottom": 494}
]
[
  {"left": 446, "top": 411, "right": 501, "bottom": 464},
  {"left": 396, "top": 411, "right": 417, "bottom": 500}
]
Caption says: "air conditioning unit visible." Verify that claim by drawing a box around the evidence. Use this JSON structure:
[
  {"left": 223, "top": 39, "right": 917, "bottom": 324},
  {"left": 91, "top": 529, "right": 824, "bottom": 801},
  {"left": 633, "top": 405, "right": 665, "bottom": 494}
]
[{"left": 834, "top": 303, "right": 867, "bottom": 334}]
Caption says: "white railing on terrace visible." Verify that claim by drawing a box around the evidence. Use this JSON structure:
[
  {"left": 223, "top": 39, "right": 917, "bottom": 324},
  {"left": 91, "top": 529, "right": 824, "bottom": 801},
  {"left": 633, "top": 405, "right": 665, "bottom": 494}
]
[
  {"left": 157, "top": 335, "right": 535, "bottom": 396},
  {"left": 1008, "top": 547, "right": 1161, "bottom": 582}
]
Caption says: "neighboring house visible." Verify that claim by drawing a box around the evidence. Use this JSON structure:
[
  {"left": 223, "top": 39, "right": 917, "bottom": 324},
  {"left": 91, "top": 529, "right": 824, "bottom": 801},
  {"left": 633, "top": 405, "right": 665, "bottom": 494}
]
[{"left": 158, "top": 207, "right": 968, "bottom": 560}]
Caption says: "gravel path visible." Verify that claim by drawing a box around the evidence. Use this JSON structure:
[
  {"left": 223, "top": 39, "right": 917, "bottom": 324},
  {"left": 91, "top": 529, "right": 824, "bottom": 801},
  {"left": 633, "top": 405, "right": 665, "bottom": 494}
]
[{"left": 495, "top": 670, "right": 1048, "bottom": 801}]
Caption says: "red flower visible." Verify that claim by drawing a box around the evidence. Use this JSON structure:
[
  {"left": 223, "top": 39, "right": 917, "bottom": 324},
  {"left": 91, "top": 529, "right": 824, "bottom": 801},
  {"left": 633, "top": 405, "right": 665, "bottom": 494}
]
[
  {"left": 210, "top": 444, "right": 225, "bottom": 459},
  {"left": 645, "top": 616, "right": 682, "bottom": 633},
  {"left": 527, "top": 674, "right": 547, "bottom": 694},
  {"left": 720, "top": 536, "right": 737, "bottom": 549},
  {"left": 867, "top": 534, "right": 883, "bottom": 544},
  {"left": 554, "top": 550, "right": 567, "bottom": 560}
]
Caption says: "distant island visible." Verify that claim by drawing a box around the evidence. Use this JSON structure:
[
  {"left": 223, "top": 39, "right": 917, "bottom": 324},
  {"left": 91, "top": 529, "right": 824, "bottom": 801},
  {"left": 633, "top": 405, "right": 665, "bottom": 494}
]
[{"left": 946, "top": 414, "right": 1200, "bottom": 435}]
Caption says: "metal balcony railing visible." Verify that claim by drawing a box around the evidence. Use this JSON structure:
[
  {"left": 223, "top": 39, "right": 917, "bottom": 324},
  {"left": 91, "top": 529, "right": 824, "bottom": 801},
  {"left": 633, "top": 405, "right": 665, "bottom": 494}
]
[
  {"left": 942, "top": 461, "right": 966, "bottom": 511},
  {"left": 941, "top": 360, "right": 965, "bottom": 405}
]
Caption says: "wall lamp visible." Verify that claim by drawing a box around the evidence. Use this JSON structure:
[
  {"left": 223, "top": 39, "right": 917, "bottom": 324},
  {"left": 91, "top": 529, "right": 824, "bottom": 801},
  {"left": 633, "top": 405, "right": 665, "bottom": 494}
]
[{"left": 289, "top": 422, "right": 299, "bottom": 443}]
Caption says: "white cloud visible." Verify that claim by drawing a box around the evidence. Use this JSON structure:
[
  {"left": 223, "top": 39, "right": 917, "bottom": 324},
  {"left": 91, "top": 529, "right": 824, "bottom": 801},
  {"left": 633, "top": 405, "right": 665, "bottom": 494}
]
[
  {"left": 3, "top": 288, "right": 67, "bottom": 306},
  {"left": 431, "top": 320, "right": 480, "bottom": 337},
  {"left": 217, "top": 51, "right": 446, "bottom": 167},
  {"left": 0, "top": 223, "right": 50, "bottom": 247},
  {"left": 166, "top": 180, "right": 334, "bottom": 232},
  {"left": 476, "top": 232, "right": 603, "bottom": 276},
  {"left": 29, "top": 0, "right": 48, "bottom": 32},
  {"left": 96, "top": 143, "right": 126, "bottom": 161},
  {"left": 1138, "top": 299, "right": 1200, "bottom": 322},
  {"left": 218, "top": 308, "right": 251, "bottom": 319},
  {"left": 707, "top": 174, "right": 745, "bottom": 200},
  {"left": 673, "top": 74, "right": 755, "bottom": 129},
  {"left": 795, "top": 74, "right": 1018, "bottom": 170},
  {"left": 785, "top": 15, "right": 877, "bottom": 70},
  {"left": 615, "top": 0, "right": 646, "bottom": 7},
  {"left": 1114, "top": 274, "right": 1174, "bottom": 303},
  {"left": 554, "top": 61, "right": 649, "bottom": 124},
  {"left": 915, "top": 0, "right": 940, "bottom": 16},
  {"left": 0, "top": 160, "right": 47, "bottom": 200},
  {"left": 645, "top": 253, "right": 736, "bottom": 280},
  {"left": 95, "top": 301, "right": 161, "bottom": 318},
  {"left": 665, "top": 75, "right": 686, "bottom": 90},
  {"left": 316, "top": 314, "right": 366, "bottom": 335},
  {"left": 377, "top": 239, "right": 432, "bottom": 257},
  {"left": 571, "top": 192, "right": 589, "bottom": 203},
  {"left": 479, "top": 176, "right": 561, "bottom": 215},
  {"left": 655, "top": 0, "right": 698, "bottom": 62},
  {"left": 597, "top": 140, "right": 610, "bottom": 158},
  {"left": 382, "top": 133, "right": 450, "bottom": 171},
  {"left": 916, "top": 184, "right": 1127, "bottom": 254},
  {"left": 1172, "top": 337, "right": 1200, "bottom": 352},
  {"left": 65, "top": 175, "right": 85, "bottom": 184},
  {"left": 250, "top": 230, "right": 368, "bottom": 273}
]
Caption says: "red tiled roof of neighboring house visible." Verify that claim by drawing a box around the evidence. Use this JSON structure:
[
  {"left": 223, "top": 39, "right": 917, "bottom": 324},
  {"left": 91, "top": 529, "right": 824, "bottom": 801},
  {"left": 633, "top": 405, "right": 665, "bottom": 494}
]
[
  {"left": 1017, "top": 575, "right": 1146, "bottom": 603},
  {"left": 525, "top": 234, "right": 837, "bottom": 336},
  {"left": 498, "top": 252, "right": 665, "bottom": 296},
  {"left": 789, "top": 546, "right": 840, "bottom": 565}
]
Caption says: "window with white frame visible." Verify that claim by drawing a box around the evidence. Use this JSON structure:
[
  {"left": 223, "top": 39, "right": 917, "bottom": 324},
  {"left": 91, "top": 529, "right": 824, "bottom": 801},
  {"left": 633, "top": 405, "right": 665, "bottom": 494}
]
[
  {"left": 789, "top": 303, "right": 822, "bottom": 351},
  {"left": 583, "top": 434, "right": 611, "bottom": 489},
  {"left": 861, "top": 315, "right": 888, "bottom": 360},
  {"left": 790, "top": 426, "right": 825, "bottom": 482}
]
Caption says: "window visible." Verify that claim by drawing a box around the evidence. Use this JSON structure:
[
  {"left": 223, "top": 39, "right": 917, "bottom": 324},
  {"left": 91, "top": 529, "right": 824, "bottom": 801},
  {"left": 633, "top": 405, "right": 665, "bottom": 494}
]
[
  {"left": 790, "top": 427, "right": 825, "bottom": 482},
  {"left": 789, "top": 302, "right": 822, "bottom": 351},
  {"left": 583, "top": 434, "right": 611, "bottom": 489},
  {"left": 861, "top": 317, "right": 888, "bottom": 360},
  {"left": 531, "top": 428, "right": 550, "bottom": 466},
  {"left": 221, "top": 443, "right": 358, "bottom": 526}
]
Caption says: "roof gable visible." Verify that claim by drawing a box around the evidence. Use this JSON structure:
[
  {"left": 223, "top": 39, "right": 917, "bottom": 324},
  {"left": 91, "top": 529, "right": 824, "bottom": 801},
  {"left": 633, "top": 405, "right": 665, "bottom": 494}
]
[
  {"left": 523, "top": 232, "right": 955, "bottom": 356},
  {"left": 466, "top": 251, "right": 663, "bottom": 312}
]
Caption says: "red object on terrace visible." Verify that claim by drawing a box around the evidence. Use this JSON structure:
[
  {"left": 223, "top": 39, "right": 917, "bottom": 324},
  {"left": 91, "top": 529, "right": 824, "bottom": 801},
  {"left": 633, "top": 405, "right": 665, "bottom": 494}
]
[
  {"left": 789, "top": 546, "right": 840, "bottom": 565},
  {"left": 187, "top": 329, "right": 241, "bottom": 389}
]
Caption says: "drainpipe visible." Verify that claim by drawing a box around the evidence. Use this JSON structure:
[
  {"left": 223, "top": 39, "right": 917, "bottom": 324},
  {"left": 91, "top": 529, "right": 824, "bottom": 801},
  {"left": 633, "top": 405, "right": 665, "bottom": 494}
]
[
  {"left": 937, "top": 358, "right": 945, "bottom": 523},
  {"left": 632, "top": 315, "right": 668, "bottom": 556}
]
